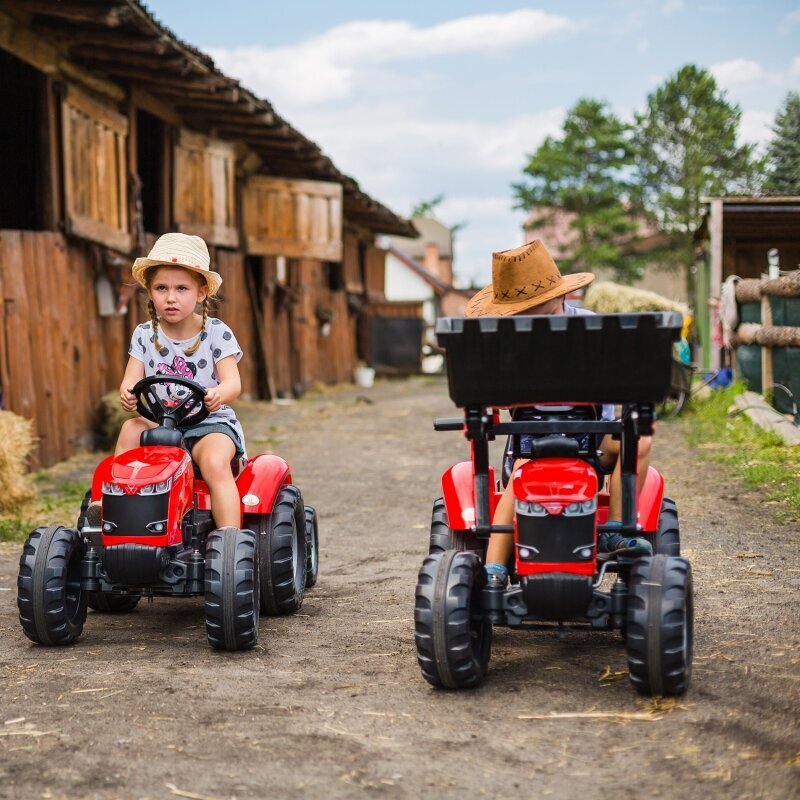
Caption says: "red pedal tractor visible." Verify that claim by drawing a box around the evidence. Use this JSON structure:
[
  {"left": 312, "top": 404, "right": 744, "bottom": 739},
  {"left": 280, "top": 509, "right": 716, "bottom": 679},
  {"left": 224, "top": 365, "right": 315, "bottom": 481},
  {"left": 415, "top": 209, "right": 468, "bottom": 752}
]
[
  {"left": 414, "top": 313, "right": 692, "bottom": 695},
  {"left": 18, "top": 376, "right": 319, "bottom": 651}
]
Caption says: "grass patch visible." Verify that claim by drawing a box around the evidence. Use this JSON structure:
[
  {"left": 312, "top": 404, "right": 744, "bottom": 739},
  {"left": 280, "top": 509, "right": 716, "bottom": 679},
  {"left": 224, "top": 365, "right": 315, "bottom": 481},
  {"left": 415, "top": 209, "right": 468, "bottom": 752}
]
[{"left": 685, "top": 383, "right": 800, "bottom": 521}]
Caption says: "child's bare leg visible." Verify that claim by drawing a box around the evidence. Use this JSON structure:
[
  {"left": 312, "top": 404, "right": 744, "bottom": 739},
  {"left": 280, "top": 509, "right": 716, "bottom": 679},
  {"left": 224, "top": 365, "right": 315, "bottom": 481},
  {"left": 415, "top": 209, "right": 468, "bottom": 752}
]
[
  {"left": 600, "top": 436, "right": 653, "bottom": 521},
  {"left": 485, "top": 459, "right": 527, "bottom": 583},
  {"left": 116, "top": 418, "right": 158, "bottom": 455},
  {"left": 191, "top": 433, "right": 239, "bottom": 528}
]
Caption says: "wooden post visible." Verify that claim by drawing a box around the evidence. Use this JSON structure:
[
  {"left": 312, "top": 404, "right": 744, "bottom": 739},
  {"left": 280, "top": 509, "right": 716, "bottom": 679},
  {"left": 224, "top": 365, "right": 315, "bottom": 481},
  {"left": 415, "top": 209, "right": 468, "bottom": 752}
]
[
  {"left": 709, "top": 199, "right": 723, "bottom": 370},
  {"left": 761, "top": 287, "right": 773, "bottom": 401}
]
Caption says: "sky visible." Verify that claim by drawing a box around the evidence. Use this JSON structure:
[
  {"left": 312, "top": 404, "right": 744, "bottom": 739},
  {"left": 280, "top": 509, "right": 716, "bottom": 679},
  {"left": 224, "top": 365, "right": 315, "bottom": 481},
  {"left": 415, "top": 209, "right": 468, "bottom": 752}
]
[{"left": 148, "top": 0, "right": 800, "bottom": 287}]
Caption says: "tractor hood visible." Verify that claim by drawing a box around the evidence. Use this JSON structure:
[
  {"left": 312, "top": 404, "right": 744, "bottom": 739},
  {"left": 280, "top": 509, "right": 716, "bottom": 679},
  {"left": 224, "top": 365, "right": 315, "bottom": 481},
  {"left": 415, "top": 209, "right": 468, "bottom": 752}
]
[{"left": 109, "top": 447, "right": 189, "bottom": 489}]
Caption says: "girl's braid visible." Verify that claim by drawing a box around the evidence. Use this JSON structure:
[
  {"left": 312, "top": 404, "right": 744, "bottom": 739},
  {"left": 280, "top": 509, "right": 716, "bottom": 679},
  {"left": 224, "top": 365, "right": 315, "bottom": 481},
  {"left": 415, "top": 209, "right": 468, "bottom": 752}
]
[
  {"left": 183, "top": 297, "right": 209, "bottom": 356},
  {"left": 147, "top": 298, "right": 163, "bottom": 351}
]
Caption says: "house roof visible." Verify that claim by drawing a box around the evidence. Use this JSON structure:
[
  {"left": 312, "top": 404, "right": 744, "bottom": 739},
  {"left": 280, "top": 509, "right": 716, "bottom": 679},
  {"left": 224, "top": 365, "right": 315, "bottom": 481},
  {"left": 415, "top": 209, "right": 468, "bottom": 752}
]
[
  {"left": 386, "top": 217, "right": 453, "bottom": 259},
  {"left": 16, "top": 0, "right": 416, "bottom": 237},
  {"left": 386, "top": 245, "right": 456, "bottom": 296},
  {"left": 695, "top": 196, "right": 800, "bottom": 241}
]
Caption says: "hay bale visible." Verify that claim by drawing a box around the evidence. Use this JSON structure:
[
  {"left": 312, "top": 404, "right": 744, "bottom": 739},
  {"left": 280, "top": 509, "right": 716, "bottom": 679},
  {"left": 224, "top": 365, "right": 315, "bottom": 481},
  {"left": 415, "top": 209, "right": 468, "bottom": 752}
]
[
  {"left": 583, "top": 282, "right": 688, "bottom": 315},
  {"left": 98, "top": 391, "right": 136, "bottom": 449},
  {"left": 0, "top": 411, "right": 37, "bottom": 514},
  {"left": 735, "top": 279, "right": 762, "bottom": 303}
]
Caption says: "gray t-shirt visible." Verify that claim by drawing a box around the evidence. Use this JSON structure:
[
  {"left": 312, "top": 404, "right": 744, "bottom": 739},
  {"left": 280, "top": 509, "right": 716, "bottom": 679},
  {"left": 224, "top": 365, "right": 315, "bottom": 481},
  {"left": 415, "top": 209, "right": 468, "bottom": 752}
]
[{"left": 128, "top": 318, "right": 246, "bottom": 455}]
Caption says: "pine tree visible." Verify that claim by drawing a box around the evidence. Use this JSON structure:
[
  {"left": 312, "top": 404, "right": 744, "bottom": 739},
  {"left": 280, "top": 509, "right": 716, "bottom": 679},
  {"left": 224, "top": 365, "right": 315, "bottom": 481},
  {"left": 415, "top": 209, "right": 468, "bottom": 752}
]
[{"left": 764, "top": 92, "right": 800, "bottom": 195}]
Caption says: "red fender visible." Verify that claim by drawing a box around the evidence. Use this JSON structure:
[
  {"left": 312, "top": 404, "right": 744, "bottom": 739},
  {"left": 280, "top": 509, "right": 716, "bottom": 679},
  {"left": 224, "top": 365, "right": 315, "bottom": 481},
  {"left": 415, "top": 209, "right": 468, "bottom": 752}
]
[
  {"left": 637, "top": 466, "right": 665, "bottom": 533},
  {"left": 235, "top": 454, "right": 292, "bottom": 515},
  {"left": 442, "top": 460, "right": 501, "bottom": 531}
]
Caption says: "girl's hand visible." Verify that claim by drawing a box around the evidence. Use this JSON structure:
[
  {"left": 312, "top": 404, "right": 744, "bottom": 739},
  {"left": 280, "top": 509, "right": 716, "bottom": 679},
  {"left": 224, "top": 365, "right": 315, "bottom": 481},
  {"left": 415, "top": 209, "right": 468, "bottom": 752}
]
[
  {"left": 120, "top": 386, "right": 137, "bottom": 412},
  {"left": 204, "top": 387, "right": 223, "bottom": 412}
]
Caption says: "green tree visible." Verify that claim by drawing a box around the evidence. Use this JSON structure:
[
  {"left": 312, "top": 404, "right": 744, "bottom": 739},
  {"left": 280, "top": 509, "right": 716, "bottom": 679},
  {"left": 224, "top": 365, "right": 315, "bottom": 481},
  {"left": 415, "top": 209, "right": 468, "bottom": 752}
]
[
  {"left": 513, "top": 98, "right": 642, "bottom": 282},
  {"left": 764, "top": 91, "right": 800, "bottom": 195},
  {"left": 635, "top": 64, "right": 759, "bottom": 302}
]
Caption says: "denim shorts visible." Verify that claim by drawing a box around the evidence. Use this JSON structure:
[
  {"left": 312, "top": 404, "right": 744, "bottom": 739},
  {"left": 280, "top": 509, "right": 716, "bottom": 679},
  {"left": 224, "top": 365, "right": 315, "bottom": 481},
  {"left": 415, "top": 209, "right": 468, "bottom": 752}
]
[{"left": 180, "top": 423, "right": 244, "bottom": 456}]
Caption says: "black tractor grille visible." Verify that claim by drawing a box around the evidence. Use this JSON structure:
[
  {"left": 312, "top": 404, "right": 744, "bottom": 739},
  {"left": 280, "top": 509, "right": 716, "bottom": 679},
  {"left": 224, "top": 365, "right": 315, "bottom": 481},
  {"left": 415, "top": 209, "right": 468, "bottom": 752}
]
[{"left": 516, "top": 513, "right": 595, "bottom": 563}]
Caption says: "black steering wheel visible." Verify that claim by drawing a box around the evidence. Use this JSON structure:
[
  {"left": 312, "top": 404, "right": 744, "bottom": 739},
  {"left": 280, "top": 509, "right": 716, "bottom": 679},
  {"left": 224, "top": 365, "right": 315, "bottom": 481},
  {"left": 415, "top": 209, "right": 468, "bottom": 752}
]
[{"left": 132, "top": 376, "right": 209, "bottom": 428}]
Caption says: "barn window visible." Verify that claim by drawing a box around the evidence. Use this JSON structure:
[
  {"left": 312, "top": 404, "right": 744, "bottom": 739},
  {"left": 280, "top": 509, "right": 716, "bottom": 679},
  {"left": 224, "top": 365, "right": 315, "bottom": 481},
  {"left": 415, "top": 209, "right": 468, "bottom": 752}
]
[
  {"left": 0, "top": 52, "right": 48, "bottom": 230},
  {"left": 61, "top": 84, "right": 131, "bottom": 251}
]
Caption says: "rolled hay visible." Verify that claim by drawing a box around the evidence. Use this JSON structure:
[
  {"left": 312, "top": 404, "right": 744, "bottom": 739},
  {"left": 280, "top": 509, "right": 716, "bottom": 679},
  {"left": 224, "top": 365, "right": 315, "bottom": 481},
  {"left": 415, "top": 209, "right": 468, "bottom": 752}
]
[
  {"left": 98, "top": 390, "right": 137, "bottom": 449},
  {"left": 730, "top": 322, "right": 761, "bottom": 346},
  {"left": 583, "top": 281, "right": 689, "bottom": 316},
  {"left": 755, "top": 325, "right": 800, "bottom": 347},
  {"left": 0, "top": 411, "right": 37, "bottom": 514},
  {"left": 735, "top": 279, "right": 763, "bottom": 303}
]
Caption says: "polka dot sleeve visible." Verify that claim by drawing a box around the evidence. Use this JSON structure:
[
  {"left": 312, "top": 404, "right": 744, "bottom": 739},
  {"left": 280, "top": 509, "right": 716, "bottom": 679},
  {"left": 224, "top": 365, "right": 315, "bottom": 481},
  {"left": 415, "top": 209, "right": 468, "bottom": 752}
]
[
  {"left": 127, "top": 323, "right": 149, "bottom": 362},
  {"left": 209, "top": 319, "right": 243, "bottom": 364}
]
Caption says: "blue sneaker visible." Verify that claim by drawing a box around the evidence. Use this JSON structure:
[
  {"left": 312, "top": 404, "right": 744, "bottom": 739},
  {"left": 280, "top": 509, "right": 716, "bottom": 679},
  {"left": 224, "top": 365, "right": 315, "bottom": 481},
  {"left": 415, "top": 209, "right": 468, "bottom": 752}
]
[
  {"left": 599, "top": 523, "right": 653, "bottom": 557},
  {"left": 484, "top": 562, "right": 508, "bottom": 589}
]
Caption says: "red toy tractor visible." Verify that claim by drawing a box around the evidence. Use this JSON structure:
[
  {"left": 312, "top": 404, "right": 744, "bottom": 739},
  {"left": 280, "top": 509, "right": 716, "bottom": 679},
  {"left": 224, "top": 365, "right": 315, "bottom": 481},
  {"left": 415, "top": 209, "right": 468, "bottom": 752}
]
[
  {"left": 18, "top": 376, "right": 319, "bottom": 651},
  {"left": 414, "top": 313, "right": 692, "bottom": 695}
]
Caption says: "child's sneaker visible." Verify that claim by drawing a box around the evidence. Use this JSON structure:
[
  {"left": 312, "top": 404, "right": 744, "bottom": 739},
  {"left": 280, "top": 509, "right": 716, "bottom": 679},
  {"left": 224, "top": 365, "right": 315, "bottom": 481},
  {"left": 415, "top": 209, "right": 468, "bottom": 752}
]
[
  {"left": 484, "top": 562, "right": 508, "bottom": 589},
  {"left": 599, "top": 522, "right": 653, "bottom": 557}
]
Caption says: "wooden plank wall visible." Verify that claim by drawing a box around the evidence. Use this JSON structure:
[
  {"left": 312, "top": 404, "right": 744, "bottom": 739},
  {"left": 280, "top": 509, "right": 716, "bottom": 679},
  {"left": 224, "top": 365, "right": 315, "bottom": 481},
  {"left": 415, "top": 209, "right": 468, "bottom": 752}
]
[{"left": 0, "top": 230, "right": 129, "bottom": 467}]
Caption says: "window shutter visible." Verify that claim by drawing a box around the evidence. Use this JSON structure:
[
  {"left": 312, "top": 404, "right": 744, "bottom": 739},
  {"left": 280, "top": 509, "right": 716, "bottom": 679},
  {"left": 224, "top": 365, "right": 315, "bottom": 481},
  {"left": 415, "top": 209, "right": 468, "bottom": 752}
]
[
  {"left": 173, "top": 130, "right": 238, "bottom": 248},
  {"left": 61, "top": 84, "right": 131, "bottom": 252},
  {"left": 243, "top": 176, "right": 343, "bottom": 262}
]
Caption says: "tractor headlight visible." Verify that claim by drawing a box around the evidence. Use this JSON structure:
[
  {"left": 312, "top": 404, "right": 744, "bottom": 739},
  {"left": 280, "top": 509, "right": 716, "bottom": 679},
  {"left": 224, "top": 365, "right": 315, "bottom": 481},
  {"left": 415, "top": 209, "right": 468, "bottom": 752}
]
[
  {"left": 102, "top": 482, "right": 124, "bottom": 495},
  {"left": 139, "top": 479, "right": 172, "bottom": 496},
  {"left": 515, "top": 500, "right": 547, "bottom": 516},
  {"left": 563, "top": 498, "right": 597, "bottom": 516}
]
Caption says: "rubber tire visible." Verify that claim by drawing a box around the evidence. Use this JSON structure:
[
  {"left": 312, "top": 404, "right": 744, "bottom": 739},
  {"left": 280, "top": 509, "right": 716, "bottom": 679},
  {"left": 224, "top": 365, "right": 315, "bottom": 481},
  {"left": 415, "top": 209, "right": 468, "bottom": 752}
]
[
  {"left": 76, "top": 489, "right": 92, "bottom": 531},
  {"left": 658, "top": 362, "right": 689, "bottom": 418},
  {"left": 259, "top": 486, "right": 306, "bottom": 615},
  {"left": 626, "top": 554, "right": 693, "bottom": 696},
  {"left": 204, "top": 527, "right": 260, "bottom": 651},
  {"left": 651, "top": 497, "right": 680, "bottom": 557},
  {"left": 87, "top": 594, "right": 141, "bottom": 613},
  {"left": 428, "top": 497, "right": 480, "bottom": 555},
  {"left": 414, "top": 550, "right": 492, "bottom": 690},
  {"left": 304, "top": 505, "right": 319, "bottom": 588},
  {"left": 18, "top": 525, "right": 87, "bottom": 646}
]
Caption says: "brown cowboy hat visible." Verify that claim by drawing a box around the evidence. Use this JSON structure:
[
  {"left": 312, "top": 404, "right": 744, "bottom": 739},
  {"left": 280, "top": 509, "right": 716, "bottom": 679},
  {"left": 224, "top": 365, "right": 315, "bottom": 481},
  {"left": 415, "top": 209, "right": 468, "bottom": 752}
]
[{"left": 465, "top": 240, "right": 594, "bottom": 317}]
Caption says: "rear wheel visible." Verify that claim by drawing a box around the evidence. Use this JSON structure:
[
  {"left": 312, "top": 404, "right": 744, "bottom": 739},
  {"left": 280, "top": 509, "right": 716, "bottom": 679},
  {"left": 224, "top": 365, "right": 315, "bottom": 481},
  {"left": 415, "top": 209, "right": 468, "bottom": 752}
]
[
  {"left": 414, "top": 550, "right": 492, "bottom": 689},
  {"left": 18, "top": 525, "right": 87, "bottom": 645},
  {"left": 651, "top": 497, "right": 680, "bottom": 556},
  {"left": 304, "top": 505, "right": 319, "bottom": 588},
  {"left": 626, "top": 554, "right": 693, "bottom": 696},
  {"left": 658, "top": 362, "right": 689, "bottom": 418},
  {"left": 252, "top": 486, "right": 305, "bottom": 615},
  {"left": 428, "top": 498, "right": 481, "bottom": 555},
  {"left": 204, "top": 527, "right": 260, "bottom": 651},
  {"left": 87, "top": 594, "right": 140, "bottom": 613}
]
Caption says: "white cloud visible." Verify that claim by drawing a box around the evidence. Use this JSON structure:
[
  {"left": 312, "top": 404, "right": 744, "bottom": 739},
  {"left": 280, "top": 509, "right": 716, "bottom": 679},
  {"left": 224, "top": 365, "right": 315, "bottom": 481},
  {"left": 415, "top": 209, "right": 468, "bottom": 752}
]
[
  {"left": 711, "top": 58, "right": 767, "bottom": 88},
  {"left": 209, "top": 10, "right": 574, "bottom": 105},
  {"left": 739, "top": 110, "right": 774, "bottom": 145},
  {"left": 663, "top": 0, "right": 685, "bottom": 14},
  {"left": 781, "top": 7, "right": 800, "bottom": 27}
]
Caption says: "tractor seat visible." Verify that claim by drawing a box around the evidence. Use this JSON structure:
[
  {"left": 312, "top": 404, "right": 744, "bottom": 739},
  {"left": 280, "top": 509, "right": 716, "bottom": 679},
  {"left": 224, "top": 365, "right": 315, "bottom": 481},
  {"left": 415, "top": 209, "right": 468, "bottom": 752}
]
[{"left": 140, "top": 427, "right": 185, "bottom": 448}]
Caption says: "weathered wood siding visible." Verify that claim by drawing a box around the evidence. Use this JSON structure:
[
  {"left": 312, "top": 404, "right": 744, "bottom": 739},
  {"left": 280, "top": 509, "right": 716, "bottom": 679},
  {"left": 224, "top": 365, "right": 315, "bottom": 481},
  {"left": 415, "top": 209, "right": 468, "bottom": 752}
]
[{"left": 0, "top": 230, "right": 129, "bottom": 467}]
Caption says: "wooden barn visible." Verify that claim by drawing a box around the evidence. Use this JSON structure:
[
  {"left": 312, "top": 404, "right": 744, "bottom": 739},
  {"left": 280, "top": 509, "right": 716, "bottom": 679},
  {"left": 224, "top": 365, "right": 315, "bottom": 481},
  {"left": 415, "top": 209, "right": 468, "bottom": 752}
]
[{"left": 0, "top": 1, "right": 415, "bottom": 467}]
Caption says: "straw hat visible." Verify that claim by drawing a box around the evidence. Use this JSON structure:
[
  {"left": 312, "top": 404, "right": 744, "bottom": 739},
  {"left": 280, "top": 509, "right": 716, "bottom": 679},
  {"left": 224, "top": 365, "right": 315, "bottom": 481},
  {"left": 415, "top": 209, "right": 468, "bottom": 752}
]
[
  {"left": 132, "top": 233, "right": 222, "bottom": 296},
  {"left": 465, "top": 240, "right": 594, "bottom": 317}
]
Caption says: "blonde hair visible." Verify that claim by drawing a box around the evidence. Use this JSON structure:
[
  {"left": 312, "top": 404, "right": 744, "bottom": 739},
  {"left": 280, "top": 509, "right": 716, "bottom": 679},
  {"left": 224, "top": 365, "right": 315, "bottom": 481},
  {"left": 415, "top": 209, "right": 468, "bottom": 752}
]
[{"left": 144, "top": 266, "right": 211, "bottom": 355}]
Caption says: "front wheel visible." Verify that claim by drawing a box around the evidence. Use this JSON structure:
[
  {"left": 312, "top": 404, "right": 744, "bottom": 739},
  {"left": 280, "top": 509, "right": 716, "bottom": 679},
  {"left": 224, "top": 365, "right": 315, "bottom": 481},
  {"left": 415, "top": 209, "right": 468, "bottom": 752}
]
[
  {"left": 18, "top": 525, "right": 87, "bottom": 645},
  {"left": 414, "top": 550, "right": 492, "bottom": 690},
  {"left": 626, "top": 555, "right": 693, "bottom": 696},
  {"left": 428, "top": 497, "right": 482, "bottom": 555},
  {"left": 304, "top": 505, "right": 319, "bottom": 588},
  {"left": 204, "top": 527, "right": 260, "bottom": 651}
]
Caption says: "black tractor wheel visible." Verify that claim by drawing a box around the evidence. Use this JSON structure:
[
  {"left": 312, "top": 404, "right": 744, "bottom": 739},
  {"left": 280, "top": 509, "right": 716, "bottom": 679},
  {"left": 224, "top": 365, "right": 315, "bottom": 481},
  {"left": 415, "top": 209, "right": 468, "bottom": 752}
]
[
  {"left": 304, "top": 505, "right": 319, "bottom": 588},
  {"left": 414, "top": 550, "right": 492, "bottom": 689},
  {"left": 650, "top": 497, "right": 680, "bottom": 556},
  {"left": 76, "top": 489, "right": 92, "bottom": 530},
  {"left": 87, "top": 594, "right": 141, "bottom": 613},
  {"left": 252, "top": 486, "right": 305, "bottom": 615},
  {"left": 18, "top": 525, "right": 87, "bottom": 646},
  {"left": 204, "top": 527, "right": 260, "bottom": 651},
  {"left": 626, "top": 554, "right": 693, "bottom": 696},
  {"left": 428, "top": 497, "right": 481, "bottom": 555}
]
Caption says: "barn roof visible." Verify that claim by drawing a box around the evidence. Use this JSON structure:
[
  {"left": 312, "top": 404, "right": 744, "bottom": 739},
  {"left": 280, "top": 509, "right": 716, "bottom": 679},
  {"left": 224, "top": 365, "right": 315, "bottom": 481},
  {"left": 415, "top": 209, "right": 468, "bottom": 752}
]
[{"left": 21, "top": 0, "right": 416, "bottom": 237}]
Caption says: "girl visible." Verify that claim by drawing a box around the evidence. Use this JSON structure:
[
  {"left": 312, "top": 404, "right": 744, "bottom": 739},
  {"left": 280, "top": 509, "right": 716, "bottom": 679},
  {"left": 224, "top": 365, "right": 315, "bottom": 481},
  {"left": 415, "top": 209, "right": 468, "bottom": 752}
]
[{"left": 116, "top": 232, "right": 245, "bottom": 529}]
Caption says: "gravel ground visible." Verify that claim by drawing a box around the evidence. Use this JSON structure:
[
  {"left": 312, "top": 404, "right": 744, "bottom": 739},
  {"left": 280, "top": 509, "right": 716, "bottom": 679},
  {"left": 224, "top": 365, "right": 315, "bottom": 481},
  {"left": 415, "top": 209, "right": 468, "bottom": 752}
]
[{"left": 0, "top": 377, "right": 798, "bottom": 800}]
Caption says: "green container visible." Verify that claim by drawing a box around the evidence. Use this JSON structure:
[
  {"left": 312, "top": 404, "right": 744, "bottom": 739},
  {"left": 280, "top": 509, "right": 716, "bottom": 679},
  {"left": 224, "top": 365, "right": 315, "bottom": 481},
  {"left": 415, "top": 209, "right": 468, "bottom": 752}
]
[
  {"left": 736, "top": 344, "right": 762, "bottom": 394},
  {"left": 772, "top": 347, "right": 800, "bottom": 415},
  {"left": 768, "top": 296, "right": 800, "bottom": 327},
  {"left": 738, "top": 301, "right": 761, "bottom": 324}
]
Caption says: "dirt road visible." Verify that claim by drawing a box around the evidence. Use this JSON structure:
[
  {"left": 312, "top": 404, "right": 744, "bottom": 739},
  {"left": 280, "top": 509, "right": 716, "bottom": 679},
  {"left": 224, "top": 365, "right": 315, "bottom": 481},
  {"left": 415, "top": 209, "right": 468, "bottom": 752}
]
[{"left": 1, "top": 378, "right": 798, "bottom": 799}]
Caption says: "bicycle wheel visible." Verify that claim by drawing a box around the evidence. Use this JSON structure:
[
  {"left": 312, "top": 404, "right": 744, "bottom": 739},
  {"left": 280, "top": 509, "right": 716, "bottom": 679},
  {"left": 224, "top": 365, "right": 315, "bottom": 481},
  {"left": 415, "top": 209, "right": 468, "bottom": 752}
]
[{"left": 658, "top": 361, "right": 689, "bottom": 418}]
